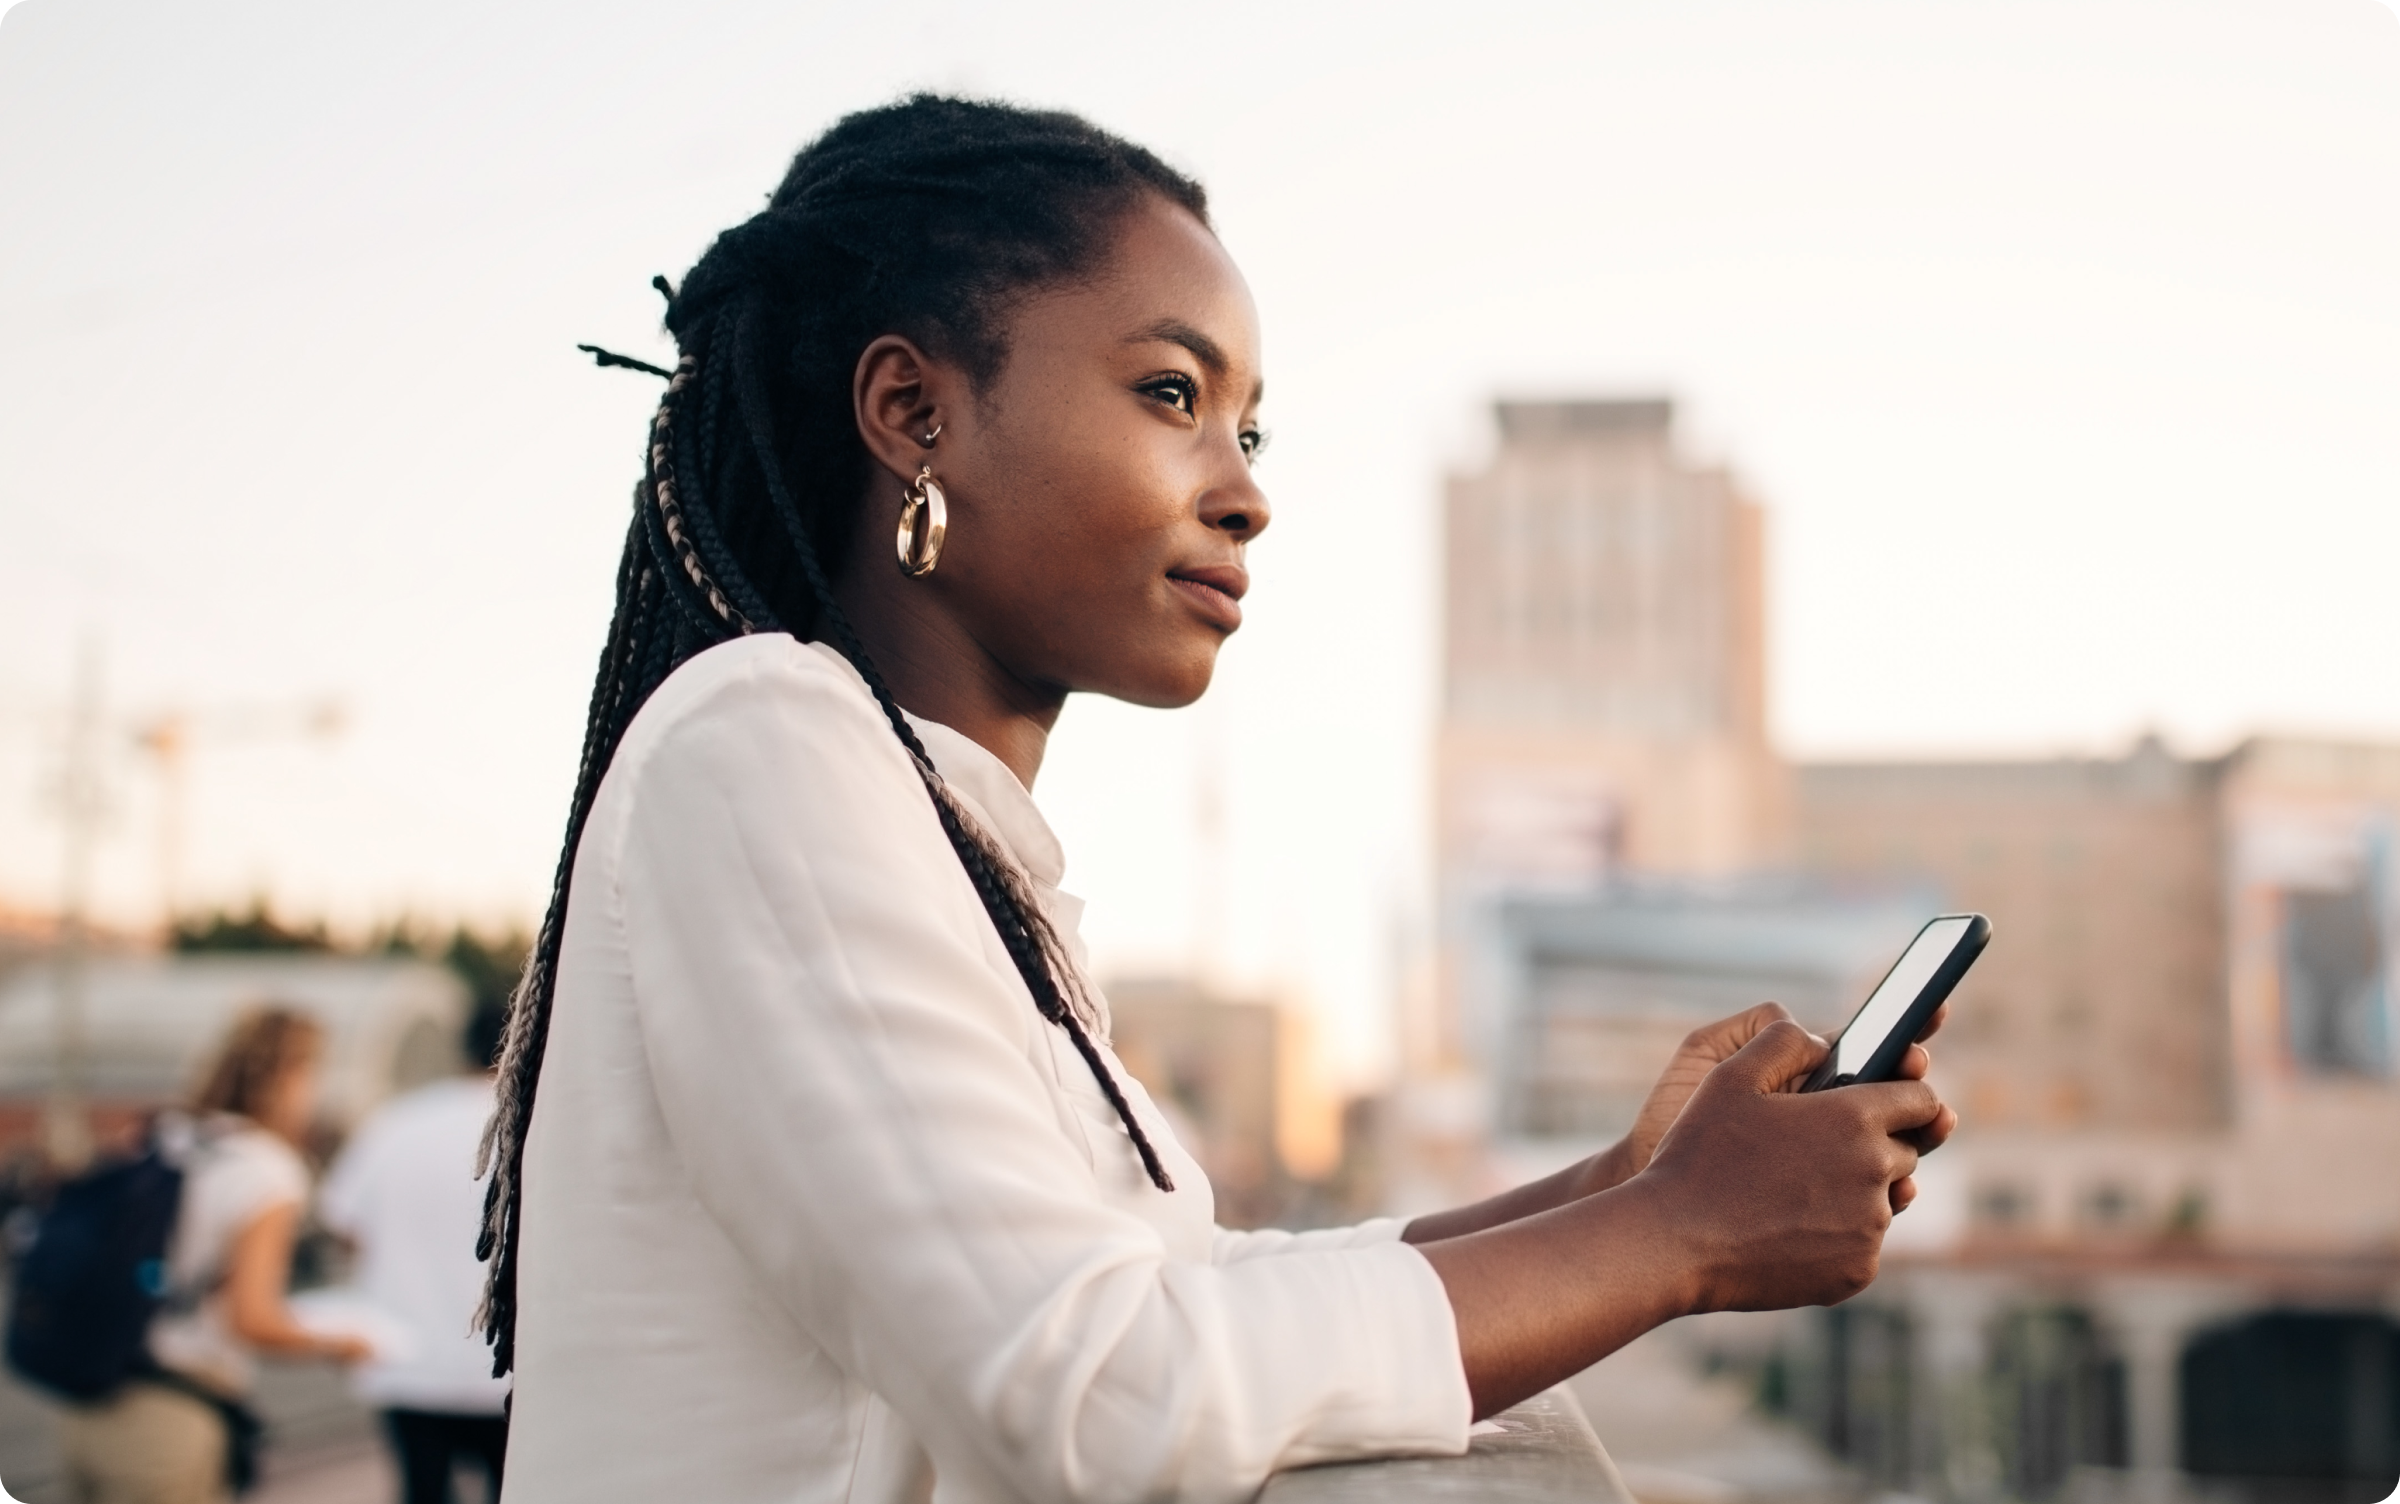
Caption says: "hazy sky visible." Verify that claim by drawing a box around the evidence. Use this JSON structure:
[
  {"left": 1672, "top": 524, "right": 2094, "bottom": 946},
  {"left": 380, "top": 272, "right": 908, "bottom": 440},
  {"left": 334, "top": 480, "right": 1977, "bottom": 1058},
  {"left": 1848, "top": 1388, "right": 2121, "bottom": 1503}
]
[{"left": 3, "top": 0, "right": 2395, "bottom": 1083}]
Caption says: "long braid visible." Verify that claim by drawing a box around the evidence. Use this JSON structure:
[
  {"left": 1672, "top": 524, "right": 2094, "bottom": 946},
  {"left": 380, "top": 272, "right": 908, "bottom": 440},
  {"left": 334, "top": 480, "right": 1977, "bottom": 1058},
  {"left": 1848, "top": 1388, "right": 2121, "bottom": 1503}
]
[
  {"left": 478, "top": 527, "right": 674, "bottom": 1372},
  {"left": 646, "top": 361, "right": 757, "bottom": 634},
  {"left": 729, "top": 302, "right": 1174, "bottom": 1187},
  {"left": 481, "top": 94, "right": 1210, "bottom": 1376},
  {"left": 662, "top": 351, "right": 773, "bottom": 630},
  {"left": 479, "top": 370, "right": 757, "bottom": 1367}
]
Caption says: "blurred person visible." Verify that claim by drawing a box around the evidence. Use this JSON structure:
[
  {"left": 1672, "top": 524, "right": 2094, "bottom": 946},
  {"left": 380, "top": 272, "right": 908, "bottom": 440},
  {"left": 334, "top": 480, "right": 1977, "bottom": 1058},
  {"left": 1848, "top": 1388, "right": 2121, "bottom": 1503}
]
[
  {"left": 319, "top": 1002, "right": 511, "bottom": 1504},
  {"left": 59, "top": 1007, "right": 370, "bottom": 1504},
  {"left": 479, "top": 96, "right": 1954, "bottom": 1504}
]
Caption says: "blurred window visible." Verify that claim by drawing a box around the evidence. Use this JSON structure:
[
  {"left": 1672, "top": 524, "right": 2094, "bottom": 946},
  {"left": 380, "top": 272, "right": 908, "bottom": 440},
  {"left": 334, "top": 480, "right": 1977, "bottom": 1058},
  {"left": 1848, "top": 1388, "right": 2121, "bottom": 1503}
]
[
  {"left": 1973, "top": 1182, "right": 2033, "bottom": 1229},
  {"left": 2281, "top": 885, "right": 2389, "bottom": 1077},
  {"left": 2078, "top": 1181, "right": 2138, "bottom": 1231}
]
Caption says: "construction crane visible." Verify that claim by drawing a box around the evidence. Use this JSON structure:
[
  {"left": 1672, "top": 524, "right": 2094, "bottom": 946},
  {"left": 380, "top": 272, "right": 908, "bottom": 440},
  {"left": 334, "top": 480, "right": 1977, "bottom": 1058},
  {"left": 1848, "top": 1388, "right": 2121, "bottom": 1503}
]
[
  {"left": 31, "top": 641, "right": 341, "bottom": 1169},
  {"left": 131, "top": 696, "right": 346, "bottom": 929}
]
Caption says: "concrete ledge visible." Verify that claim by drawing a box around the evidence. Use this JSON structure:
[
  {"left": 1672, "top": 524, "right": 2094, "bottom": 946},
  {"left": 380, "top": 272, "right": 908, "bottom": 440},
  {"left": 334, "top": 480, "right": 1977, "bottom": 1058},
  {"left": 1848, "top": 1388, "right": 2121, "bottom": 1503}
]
[{"left": 1261, "top": 1387, "right": 1637, "bottom": 1503}]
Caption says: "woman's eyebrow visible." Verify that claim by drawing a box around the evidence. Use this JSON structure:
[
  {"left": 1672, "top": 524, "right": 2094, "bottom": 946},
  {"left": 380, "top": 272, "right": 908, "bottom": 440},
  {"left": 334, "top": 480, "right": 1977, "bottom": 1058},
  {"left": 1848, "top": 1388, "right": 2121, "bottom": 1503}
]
[{"left": 1126, "top": 318, "right": 1228, "bottom": 378}]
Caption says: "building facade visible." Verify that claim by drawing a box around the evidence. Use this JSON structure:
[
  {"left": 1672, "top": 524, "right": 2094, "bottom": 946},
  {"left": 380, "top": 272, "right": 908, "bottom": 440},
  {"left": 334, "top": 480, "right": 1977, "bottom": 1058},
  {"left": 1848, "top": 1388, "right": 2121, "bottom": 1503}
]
[
  {"left": 1784, "top": 737, "right": 2400, "bottom": 1502},
  {"left": 1438, "top": 399, "right": 1783, "bottom": 893},
  {"left": 1423, "top": 393, "right": 2399, "bottom": 1498},
  {"left": 1432, "top": 399, "right": 1785, "bottom": 1101}
]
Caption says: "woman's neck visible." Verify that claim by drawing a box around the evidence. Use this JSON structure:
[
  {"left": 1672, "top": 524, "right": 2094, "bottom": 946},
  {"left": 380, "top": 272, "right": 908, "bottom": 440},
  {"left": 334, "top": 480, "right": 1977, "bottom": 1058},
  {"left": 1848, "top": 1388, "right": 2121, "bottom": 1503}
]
[{"left": 830, "top": 571, "right": 1063, "bottom": 790}]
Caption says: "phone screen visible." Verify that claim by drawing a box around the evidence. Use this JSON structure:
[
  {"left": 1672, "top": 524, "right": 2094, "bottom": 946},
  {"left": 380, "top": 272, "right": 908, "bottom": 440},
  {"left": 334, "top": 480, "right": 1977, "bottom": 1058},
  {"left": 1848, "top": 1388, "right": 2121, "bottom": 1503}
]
[{"left": 1831, "top": 916, "right": 1975, "bottom": 1078}]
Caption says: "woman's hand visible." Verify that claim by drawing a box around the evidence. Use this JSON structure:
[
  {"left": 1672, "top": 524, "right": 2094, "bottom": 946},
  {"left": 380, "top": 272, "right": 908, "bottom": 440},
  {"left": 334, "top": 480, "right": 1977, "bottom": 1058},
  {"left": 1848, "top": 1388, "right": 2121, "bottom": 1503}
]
[
  {"left": 318, "top": 1333, "right": 376, "bottom": 1364},
  {"left": 1613, "top": 1003, "right": 1796, "bottom": 1186},
  {"left": 222, "top": 1203, "right": 376, "bottom": 1364},
  {"left": 1418, "top": 1019, "right": 1954, "bottom": 1416},
  {"left": 1639, "top": 1020, "right": 1953, "bottom": 1310},
  {"left": 1405, "top": 999, "right": 1950, "bottom": 1245},
  {"left": 1587, "top": 999, "right": 1951, "bottom": 1199}
]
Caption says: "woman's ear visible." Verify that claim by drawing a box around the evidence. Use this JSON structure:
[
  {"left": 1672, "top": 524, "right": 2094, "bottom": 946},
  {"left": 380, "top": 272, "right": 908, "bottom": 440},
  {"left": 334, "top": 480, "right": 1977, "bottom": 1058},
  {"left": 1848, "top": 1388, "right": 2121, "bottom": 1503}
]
[{"left": 853, "top": 335, "right": 949, "bottom": 484}]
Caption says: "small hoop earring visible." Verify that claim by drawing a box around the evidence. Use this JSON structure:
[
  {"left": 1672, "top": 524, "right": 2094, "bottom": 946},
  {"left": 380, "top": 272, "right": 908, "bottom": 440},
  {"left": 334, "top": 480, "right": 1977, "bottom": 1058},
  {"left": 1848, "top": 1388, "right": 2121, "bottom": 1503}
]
[
  {"left": 896, "top": 465, "right": 947, "bottom": 577},
  {"left": 921, "top": 423, "right": 943, "bottom": 446}
]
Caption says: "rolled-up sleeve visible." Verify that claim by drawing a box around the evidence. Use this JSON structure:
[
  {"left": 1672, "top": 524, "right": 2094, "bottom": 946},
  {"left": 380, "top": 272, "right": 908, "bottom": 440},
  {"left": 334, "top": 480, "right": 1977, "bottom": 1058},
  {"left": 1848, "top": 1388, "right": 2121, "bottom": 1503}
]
[
  {"left": 612, "top": 649, "right": 1469, "bottom": 1504},
  {"left": 1211, "top": 1218, "right": 1416, "bottom": 1265}
]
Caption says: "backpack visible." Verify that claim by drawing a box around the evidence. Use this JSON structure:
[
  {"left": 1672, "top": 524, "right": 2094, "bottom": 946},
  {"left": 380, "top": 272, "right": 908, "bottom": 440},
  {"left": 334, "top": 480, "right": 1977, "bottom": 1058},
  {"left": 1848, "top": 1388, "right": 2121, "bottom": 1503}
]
[{"left": 5, "top": 1135, "right": 186, "bottom": 1401}]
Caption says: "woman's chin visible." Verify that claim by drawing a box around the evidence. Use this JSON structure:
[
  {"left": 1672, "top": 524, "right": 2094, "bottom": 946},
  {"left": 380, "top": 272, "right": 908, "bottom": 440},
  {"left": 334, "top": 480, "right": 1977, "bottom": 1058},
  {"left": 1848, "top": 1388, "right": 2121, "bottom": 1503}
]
[{"left": 1088, "top": 648, "right": 1221, "bottom": 710}]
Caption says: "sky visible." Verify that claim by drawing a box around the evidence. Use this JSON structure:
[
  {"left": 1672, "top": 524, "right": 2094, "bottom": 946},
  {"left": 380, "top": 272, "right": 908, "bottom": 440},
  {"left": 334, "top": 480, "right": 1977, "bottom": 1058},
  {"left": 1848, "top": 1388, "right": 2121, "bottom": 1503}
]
[{"left": 2, "top": 0, "right": 2395, "bottom": 1086}]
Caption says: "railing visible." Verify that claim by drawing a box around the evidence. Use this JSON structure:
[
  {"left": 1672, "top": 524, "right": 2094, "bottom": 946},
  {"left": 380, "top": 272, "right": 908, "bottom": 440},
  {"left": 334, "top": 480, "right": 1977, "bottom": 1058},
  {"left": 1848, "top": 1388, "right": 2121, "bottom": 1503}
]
[{"left": 1261, "top": 1387, "right": 1636, "bottom": 1503}]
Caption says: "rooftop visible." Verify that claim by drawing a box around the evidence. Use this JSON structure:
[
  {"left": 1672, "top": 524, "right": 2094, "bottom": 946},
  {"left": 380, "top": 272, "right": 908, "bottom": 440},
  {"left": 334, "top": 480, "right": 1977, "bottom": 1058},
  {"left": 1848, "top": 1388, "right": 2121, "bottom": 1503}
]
[{"left": 1494, "top": 398, "right": 1674, "bottom": 441}]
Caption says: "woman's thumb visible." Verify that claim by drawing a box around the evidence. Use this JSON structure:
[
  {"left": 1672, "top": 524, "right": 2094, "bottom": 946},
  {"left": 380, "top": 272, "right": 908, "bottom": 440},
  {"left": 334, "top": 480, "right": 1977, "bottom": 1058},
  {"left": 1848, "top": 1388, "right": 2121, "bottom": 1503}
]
[{"left": 1723, "top": 1018, "right": 1830, "bottom": 1094}]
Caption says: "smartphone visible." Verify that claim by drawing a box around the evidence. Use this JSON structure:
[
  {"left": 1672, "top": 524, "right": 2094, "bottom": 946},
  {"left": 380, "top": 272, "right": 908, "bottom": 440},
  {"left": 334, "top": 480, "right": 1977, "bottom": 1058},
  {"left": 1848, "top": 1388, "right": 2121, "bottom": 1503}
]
[{"left": 1801, "top": 913, "right": 1991, "bottom": 1092}]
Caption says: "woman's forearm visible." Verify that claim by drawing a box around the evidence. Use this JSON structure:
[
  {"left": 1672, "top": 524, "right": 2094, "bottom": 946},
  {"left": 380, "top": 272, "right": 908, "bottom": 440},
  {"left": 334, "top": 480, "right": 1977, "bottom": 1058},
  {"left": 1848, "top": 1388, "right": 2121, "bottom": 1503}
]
[
  {"left": 1413, "top": 1176, "right": 1698, "bottom": 1418},
  {"left": 1399, "top": 1137, "right": 1639, "bottom": 1245},
  {"left": 225, "top": 1306, "right": 339, "bottom": 1357},
  {"left": 1411, "top": 1020, "right": 1953, "bottom": 1420},
  {"left": 221, "top": 1201, "right": 363, "bottom": 1362}
]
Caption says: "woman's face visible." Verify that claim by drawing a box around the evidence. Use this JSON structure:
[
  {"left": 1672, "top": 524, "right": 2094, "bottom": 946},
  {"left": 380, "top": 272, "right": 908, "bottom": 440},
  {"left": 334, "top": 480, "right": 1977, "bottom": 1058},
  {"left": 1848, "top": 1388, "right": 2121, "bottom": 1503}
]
[
  {"left": 859, "top": 194, "right": 1269, "bottom": 710},
  {"left": 258, "top": 1053, "right": 320, "bottom": 1144}
]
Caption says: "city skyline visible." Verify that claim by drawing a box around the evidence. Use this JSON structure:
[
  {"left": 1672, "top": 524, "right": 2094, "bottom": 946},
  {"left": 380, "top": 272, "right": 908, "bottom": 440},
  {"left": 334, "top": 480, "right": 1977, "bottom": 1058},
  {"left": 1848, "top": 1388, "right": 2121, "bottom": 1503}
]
[{"left": 2, "top": 0, "right": 2396, "bottom": 1086}]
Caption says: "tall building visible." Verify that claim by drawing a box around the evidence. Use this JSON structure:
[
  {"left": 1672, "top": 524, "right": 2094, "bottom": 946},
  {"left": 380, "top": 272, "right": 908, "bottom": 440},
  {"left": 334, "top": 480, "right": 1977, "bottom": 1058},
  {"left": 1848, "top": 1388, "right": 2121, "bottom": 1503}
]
[
  {"left": 1102, "top": 977, "right": 1287, "bottom": 1229},
  {"left": 1426, "top": 398, "right": 1787, "bottom": 1101},
  {"left": 1439, "top": 398, "right": 1783, "bottom": 891}
]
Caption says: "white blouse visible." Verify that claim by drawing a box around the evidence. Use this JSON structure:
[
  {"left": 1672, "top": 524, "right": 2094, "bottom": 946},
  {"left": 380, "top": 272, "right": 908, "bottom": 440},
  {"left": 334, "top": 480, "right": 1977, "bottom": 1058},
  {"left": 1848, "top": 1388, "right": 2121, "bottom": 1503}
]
[
  {"left": 150, "top": 1117, "right": 310, "bottom": 1395},
  {"left": 507, "top": 635, "right": 1470, "bottom": 1504}
]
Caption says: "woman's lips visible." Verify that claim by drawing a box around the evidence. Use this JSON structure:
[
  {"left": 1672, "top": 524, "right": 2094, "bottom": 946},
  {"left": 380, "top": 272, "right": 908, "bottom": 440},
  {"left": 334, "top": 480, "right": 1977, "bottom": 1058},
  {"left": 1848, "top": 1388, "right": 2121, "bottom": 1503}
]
[{"left": 1167, "top": 567, "right": 1246, "bottom": 631}]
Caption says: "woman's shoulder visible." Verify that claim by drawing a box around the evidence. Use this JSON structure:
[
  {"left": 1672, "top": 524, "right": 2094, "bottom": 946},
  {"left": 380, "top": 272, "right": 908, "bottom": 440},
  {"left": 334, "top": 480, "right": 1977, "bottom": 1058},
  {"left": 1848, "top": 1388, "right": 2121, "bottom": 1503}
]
[
  {"left": 191, "top": 1116, "right": 310, "bottom": 1206},
  {"left": 619, "top": 635, "right": 878, "bottom": 764},
  {"left": 600, "top": 634, "right": 923, "bottom": 837},
  {"left": 636, "top": 632, "right": 862, "bottom": 717}
]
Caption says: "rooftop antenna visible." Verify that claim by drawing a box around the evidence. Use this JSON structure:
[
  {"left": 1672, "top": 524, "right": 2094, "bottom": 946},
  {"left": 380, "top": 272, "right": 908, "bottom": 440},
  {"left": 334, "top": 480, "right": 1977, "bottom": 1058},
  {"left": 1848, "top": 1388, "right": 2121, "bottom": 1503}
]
[{"left": 44, "top": 638, "right": 105, "bottom": 1172}]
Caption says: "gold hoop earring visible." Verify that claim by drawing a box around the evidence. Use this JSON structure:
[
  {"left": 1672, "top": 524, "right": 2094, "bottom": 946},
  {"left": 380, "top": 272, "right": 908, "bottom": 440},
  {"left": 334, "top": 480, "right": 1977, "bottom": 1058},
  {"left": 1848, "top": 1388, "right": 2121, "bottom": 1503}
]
[{"left": 896, "top": 465, "right": 947, "bottom": 577}]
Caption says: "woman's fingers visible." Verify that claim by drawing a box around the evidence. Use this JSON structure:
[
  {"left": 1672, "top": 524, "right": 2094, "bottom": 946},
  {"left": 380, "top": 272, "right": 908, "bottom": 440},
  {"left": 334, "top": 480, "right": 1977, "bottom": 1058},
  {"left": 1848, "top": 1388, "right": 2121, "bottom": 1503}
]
[
  {"left": 1681, "top": 1002, "right": 1798, "bottom": 1067},
  {"left": 1642, "top": 1039, "right": 1952, "bottom": 1313},
  {"left": 1853, "top": 1077, "right": 1945, "bottom": 1138},
  {"left": 1718, "top": 1019, "right": 1831, "bottom": 1095},
  {"left": 1912, "top": 1102, "right": 1960, "bottom": 1155},
  {"left": 1913, "top": 1003, "right": 1949, "bottom": 1044}
]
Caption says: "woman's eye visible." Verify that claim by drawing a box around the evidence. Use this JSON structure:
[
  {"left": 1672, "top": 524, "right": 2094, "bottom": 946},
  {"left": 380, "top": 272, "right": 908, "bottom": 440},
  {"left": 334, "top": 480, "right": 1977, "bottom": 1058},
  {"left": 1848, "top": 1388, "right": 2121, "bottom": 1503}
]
[
  {"left": 1142, "top": 375, "right": 1198, "bottom": 414},
  {"left": 1239, "top": 428, "right": 1270, "bottom": 464}
]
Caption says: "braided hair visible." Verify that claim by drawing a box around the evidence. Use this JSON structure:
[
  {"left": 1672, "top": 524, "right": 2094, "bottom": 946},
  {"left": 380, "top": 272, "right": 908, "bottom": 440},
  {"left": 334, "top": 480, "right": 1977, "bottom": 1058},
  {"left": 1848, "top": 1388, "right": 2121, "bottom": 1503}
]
[{"left": 477, "top": 96, "right": 1203, "bottom": 1376}]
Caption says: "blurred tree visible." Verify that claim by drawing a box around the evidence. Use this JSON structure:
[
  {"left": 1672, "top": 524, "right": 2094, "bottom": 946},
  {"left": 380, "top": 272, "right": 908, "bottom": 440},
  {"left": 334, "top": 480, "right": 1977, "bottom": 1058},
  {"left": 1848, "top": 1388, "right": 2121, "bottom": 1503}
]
[
  {"left": 435, "top": 927, "right": 527, "bottom": 1016},
  {"left": 169, "top": 899, "right": 330, "bottom": 953},
  {"left": 364, "top": 919, "right": 528, "bottom": 1017},
  {"left": 170, "top": 904, "right": 526, "bottom": 1016}
]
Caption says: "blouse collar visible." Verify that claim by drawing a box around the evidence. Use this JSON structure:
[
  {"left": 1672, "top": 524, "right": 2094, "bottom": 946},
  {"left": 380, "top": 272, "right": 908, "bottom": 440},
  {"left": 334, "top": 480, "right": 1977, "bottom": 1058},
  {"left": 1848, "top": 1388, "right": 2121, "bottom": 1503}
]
[
  {"left": 904, "top": 712, "right": 1068, "bottom": 892},
  {"left": 799, "top": 641, "right": 1068, "bottom": 891}
]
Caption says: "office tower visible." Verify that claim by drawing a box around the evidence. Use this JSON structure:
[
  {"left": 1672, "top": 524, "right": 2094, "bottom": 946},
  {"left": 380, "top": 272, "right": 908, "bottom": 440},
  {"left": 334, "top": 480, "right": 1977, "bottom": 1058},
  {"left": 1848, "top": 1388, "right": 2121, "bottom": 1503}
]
[{"left": 1438, "top": 399, "right": 1784, "bottom": 892}]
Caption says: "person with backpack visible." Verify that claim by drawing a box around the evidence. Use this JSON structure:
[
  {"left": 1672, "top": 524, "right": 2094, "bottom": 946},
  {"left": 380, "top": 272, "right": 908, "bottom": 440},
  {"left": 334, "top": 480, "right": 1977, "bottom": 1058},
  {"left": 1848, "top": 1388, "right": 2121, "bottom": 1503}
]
[{"left": 45, "top": 1007, "right": 369, "bottom": 1504}]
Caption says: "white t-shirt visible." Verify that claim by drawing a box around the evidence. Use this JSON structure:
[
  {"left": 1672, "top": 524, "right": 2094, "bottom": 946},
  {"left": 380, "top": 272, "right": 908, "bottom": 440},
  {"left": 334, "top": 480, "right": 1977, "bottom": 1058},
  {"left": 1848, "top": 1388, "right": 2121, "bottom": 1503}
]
[
  {"left": 506, "top": 636, "right": 1470, "bottom": 1504},
  {"left": 149, "top": 1117, "right": 311, "bottom": 1395},
  {"left": 319, "top": 1076, "right": 511, "bottom": 1415}
]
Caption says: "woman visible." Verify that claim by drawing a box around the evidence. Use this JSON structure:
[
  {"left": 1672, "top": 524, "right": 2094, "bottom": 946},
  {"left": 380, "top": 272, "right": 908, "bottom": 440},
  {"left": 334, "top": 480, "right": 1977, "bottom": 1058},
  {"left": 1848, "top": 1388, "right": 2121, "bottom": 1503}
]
[
  {"left": 60, "top": 1008, "right": 370, "bottom": 1504},
  {"left": 483, "top": 96, "right": 1954, "bottom": 1503}
]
